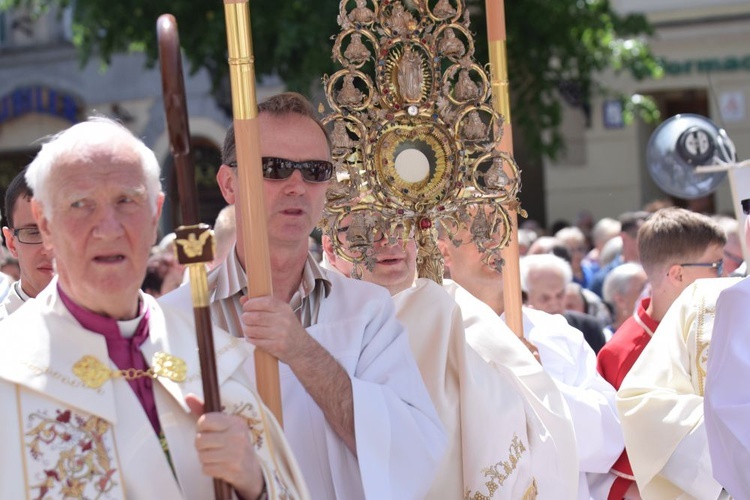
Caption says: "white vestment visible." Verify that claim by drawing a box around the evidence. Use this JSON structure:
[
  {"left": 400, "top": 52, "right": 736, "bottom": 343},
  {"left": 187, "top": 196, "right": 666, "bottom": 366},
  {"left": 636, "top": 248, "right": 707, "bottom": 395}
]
[
  {"left": 444, "top": 280, "right": 622, "bottom": 499},
  {"left": 442, "top": 279, "right": 579, "bottom": 498},
  {"left": 0, "top": 281, "right": 308, "bottom": 500},
  {"left": 395, "top": 279, "right": 544, "bottom": 499},
  {"left": 0, "top": 271, "right": 11, "bottom": 305},
  {"left": 706, "top": 277, "right": 750, "bottom": 499},
  {"left": 159, "top": 256, "right": 446, "bottom": 500},
  {"left": 0, "top": 279, "right": 27, "bottom": 320},
  {"left": 617, "top": 277, "right": 740, "bottom": 499}
]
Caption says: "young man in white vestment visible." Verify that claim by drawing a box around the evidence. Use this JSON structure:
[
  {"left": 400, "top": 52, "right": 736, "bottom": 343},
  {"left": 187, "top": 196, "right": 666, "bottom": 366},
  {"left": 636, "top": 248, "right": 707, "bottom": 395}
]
[
  {"left": 159, "top": 93, "right": 446, "bottom": 499},
  {"left": 617, "top": 205, "right": 743, "bottom": 499},
  {"left": 322, "top": 217, "right": 578, "bottom": 499},
  {"left": 438, "top": 225, "right": 624, "bottom": 500},
  {"left": 704, "top": 203, "right": 750, "bottom": 499},
  {"left": 0, "top": 168, "right": 55, "bottom": 318},
  {"left": 0, "top": 118, "right": 308, "bottom": 499}
]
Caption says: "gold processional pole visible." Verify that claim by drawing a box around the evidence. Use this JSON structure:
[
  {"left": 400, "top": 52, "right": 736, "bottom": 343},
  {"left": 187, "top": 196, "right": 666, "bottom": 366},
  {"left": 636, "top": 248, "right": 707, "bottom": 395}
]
[
  {"left": 485, "top": 0, "right": 524, "bottom": 338},
  {"left": 222, "top": 0, "right": 283, "bottom": 425}
]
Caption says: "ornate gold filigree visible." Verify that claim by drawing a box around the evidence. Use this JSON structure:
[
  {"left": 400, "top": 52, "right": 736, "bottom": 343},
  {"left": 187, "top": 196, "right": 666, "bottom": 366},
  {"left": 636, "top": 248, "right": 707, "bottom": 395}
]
[
  {"left": 72, "top": 353, "right": 187, "bottom": 389},
  {"left": 321, "top": 0, "right": 523, "bottom": 282}
]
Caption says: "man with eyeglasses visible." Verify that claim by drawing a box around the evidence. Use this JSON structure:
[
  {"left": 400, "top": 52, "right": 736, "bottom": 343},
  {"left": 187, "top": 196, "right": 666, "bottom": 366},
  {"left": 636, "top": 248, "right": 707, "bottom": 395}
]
[
  {"left": 595, "top": 207, "right": 726, "bottom": 499},
  {"left": 159, "top": 92, "right": 445, "bottom": 499},
  {"left": 0, "top": 168, "right": 54, "bottom": 319},
  {"left": 616, "top": 204, "right": 739, "bottom": 498}
]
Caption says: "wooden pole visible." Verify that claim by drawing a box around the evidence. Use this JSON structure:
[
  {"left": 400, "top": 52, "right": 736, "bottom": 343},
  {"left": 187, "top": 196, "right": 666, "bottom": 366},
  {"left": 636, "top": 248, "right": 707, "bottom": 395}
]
[
  {"left": 157, "top": 14, "right": 200, "bottom": 226},
  {"left": 484, "top": 0, "right": 524, "bottom": 338},
  {"left": 174, "top": 225, "right": 233, "bottom": 500},
  {"left": 222, "top": 0, "right": 283, "bottom": 425},
  {"left": 158, "top": 17, "right": 233, "bottom": 498}
]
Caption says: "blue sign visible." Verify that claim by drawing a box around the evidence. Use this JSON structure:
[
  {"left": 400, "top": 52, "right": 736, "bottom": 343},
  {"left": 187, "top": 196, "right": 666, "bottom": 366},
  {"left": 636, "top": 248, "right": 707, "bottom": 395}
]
[{"left": 0, "top": 86, "right": 81, "bottom": 125}]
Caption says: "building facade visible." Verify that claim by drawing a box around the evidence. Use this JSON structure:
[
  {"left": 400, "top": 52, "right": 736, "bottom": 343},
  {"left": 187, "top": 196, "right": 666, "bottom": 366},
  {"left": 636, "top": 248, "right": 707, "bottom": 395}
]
[
  {"left": 2, "top": 3, "right": 749, "bottom": 237},
  {"left": 546, "top": 0, "right": 750, "bottom": 228},
  {"left": 0, "top": 6, "right": 282, "bottom": 236}
]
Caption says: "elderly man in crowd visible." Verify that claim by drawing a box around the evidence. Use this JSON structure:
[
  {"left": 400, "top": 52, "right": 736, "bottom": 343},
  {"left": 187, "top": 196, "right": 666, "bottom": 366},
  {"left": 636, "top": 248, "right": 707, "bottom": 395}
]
[
  {"left": 159, "top": 92, "right": 445, "bottom": 499},
  {"left": 0, "top": 168, "right": 55, "bottom": 318},
  {"left": 520, "top": 253, "right": 607, "bottom": 354},
  {"left": 0, "top": 117, "right": 306, "bottom": 499},
  {"left": 601, "top": 262, "right": 647, "bottom": 338}
]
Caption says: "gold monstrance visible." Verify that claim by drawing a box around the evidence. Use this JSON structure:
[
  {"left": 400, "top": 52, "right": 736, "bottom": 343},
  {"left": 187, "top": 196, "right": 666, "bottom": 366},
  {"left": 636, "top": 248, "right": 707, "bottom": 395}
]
[{"left": 320, "top": 0, "right": 525, "bottom": 283}]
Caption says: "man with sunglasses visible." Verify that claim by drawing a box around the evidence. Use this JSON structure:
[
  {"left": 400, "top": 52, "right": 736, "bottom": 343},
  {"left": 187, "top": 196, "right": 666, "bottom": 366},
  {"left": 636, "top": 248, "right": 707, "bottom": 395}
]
[
  {"left": 159, "top": 92, "right": 445, "bottom": 499},
  {"left": 616, "top": 204, "right": 739, "bottom": 498},
  {"left": 0, "top": 168, "right": 54, "bottom": 319}
]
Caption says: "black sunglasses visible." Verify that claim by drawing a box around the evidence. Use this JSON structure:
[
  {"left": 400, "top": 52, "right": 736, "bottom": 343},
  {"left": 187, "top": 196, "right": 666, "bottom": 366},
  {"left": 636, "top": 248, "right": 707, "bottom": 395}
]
[
  {"left": 742, "top": 198, "right": 750, "bottom": 215},
  {"left": 229, "top": 156, "right": 333, "bottom": 183}
]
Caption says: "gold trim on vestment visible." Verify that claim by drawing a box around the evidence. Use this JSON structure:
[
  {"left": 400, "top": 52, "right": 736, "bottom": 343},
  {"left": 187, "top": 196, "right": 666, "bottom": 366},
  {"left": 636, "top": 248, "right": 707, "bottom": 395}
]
[
  {"left": 72, "top": 353, "right": 187, "bottom": 390},
  {"left": 465, "top": 433, "right": 528, "bottom": 499}
]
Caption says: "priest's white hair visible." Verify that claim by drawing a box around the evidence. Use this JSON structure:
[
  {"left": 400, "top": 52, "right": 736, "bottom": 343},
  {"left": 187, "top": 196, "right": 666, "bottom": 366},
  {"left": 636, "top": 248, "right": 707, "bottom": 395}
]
[{"left": 25, "top": 116, "right": 162, "bottom": 218}]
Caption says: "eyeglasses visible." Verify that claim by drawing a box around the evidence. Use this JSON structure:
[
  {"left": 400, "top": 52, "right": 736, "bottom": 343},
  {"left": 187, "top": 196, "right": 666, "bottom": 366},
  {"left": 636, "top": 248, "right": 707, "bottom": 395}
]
[
  {"left": 679, "top": 259, "right": 724, "bottom": 277},
  {"left": 228, "top": 157, "right": 333, "bottom": 183},
  {"left": 12, "top": 226, "right": 43, "bottom": 245},
  {"left": 742, "top": 198, "right": 750, "bottom": 215}
]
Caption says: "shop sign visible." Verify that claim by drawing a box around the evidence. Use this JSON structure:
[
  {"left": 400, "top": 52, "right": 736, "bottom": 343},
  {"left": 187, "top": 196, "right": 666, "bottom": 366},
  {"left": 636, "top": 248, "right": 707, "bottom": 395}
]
[{"left": 661, "top": 55, "right": 750, "bottom": 76}]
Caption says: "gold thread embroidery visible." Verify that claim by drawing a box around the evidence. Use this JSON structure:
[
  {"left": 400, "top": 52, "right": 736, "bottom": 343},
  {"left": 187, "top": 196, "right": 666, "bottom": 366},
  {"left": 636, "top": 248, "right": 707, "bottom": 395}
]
[
  {"left": 465, "top": 433, "right": 527, "bottom": 500},
  {"left": 230, "top": 400, "right": 293, "bottom": 499},
  {"left": 72, "top": 352, "right": 186, "bottom": 389},
  {"left": 24, "top": 408, "right": 120, "bottom": 498},
  {"left": 23, "top": 361, "right": 100, "bottom": 394},
  {"left": 694, "top": 295, "right": 715, "bottom": 396},
  {"left": 16, "top": 385, "right": 32, "bottom": 500},
  {"left": 522, "top": 479, "right": 538, "bottom": 500},
  {"left": 185, "top": 338, "right": 244, "bottom": 383},
  {"left": 229, "top": 401, "right": 265, "bottom": 449}
]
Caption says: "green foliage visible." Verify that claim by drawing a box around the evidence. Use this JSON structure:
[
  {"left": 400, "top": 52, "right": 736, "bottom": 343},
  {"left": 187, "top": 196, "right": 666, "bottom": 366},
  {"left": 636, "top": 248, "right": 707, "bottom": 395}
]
[{"left": 2, "top": 0, "right": 662, "bottom": 160}]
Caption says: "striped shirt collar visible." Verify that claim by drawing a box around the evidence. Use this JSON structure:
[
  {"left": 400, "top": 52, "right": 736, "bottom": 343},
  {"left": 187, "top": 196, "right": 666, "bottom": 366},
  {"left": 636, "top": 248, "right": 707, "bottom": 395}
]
[{"left": 209, "top": 245, "right": 332, "bottom": 302}]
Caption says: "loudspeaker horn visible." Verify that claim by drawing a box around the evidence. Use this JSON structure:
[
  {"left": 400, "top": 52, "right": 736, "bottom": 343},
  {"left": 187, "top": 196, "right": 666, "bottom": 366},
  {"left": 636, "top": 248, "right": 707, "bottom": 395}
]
[{"left": 646, "top": 113, "right": 735, "bottom": 199}]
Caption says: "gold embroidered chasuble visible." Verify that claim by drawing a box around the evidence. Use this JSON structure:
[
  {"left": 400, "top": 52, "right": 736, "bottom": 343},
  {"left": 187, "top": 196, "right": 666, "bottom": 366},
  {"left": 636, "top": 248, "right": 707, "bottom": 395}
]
[
  {"left": 0, "top": 281, "right": 309, "bottom": 499},
  {"left": 394, "top": 279, "right": 541, "bottom": 499},
  {"left": 617, "top": 277, "right": 741, "bottom": 499}
]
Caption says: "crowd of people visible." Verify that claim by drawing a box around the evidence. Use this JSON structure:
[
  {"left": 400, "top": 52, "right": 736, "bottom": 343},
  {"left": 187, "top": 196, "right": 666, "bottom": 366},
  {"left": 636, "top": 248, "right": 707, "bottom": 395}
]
[{"left": 0, "top": 91, "right": 748, "bottom": 499}]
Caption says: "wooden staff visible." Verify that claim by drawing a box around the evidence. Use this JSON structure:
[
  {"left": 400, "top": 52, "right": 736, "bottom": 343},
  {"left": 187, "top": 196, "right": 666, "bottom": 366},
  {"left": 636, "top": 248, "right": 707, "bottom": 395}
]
[
  {"left": 157, "top": 16, "right": 232, "bottom": 499},
  {"left": 222, "top": 0, "right": 283, "bottom": 425},
  {"left": 174, "top": 225, "right": 233, "bottom": 500},
  {"left": 484, "top": 0, "right": 524, "bottom": 338},
  {"left": 157, "top": 14, "right": 200, "bottom": 226}
]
